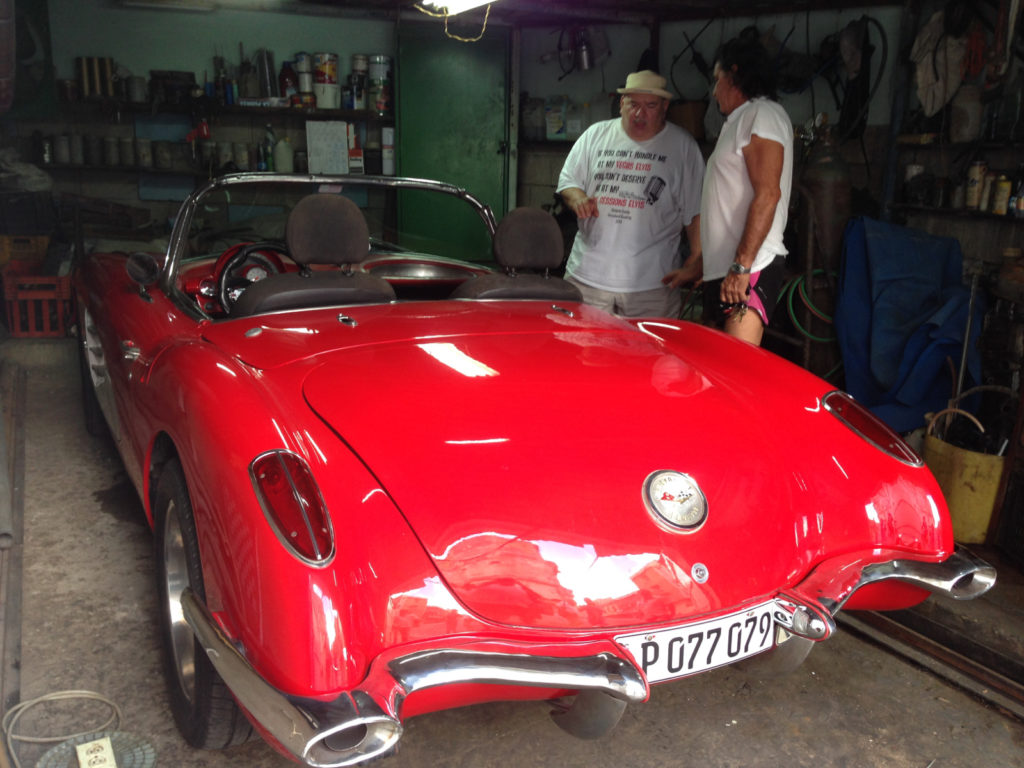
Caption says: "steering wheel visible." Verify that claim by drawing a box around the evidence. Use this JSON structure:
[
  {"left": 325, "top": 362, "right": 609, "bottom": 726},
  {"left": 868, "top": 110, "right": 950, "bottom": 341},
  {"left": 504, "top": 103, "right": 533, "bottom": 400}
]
[{"left": 216, "top": 241, "right": 293, "bottom": 313}]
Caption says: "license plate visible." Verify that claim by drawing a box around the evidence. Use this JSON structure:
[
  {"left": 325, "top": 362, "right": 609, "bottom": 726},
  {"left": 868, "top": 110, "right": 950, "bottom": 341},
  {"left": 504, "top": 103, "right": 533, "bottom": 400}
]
[{"left": 616, "top": 602, "right": 776, "bottom": 683}]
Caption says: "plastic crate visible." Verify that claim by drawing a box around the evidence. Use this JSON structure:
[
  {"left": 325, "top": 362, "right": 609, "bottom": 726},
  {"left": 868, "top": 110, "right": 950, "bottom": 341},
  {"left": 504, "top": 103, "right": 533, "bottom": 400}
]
[
  {"left": 0, "top": 234, "right": 50, "bottom": 267},
  {"left": 2, "top": 261, "right": 72, "bottom": 338}
]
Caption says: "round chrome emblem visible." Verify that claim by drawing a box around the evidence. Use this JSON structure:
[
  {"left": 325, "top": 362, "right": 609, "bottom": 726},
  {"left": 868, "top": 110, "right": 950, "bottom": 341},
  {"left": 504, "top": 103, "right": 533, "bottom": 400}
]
[{"left": 642, "top": 470, "right": 708, "bottom": 531}]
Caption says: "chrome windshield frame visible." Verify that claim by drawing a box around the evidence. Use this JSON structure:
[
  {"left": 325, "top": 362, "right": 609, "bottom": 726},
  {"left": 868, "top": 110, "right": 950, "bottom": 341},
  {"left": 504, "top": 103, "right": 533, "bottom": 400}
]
[{"left": 159, "top": 172, "right": 498, "bottom": 321}]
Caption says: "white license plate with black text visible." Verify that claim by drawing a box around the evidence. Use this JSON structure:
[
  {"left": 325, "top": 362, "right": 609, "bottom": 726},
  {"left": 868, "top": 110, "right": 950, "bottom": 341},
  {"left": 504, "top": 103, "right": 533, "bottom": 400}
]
[{"left": 616, "top": 602, "right": 776, "bottom": 683}]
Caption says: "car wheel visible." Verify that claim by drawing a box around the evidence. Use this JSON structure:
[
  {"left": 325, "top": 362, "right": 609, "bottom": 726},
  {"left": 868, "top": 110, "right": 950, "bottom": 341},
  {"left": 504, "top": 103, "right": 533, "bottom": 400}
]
[
  {"left": 77, "top": 310, "right": 106, "bottom": 438},
  {"left": 154, "top": 458, "right": 253, "bottom": 748},
  {"left": 733, "top": 633, "right": 814, "bottom": 678}
]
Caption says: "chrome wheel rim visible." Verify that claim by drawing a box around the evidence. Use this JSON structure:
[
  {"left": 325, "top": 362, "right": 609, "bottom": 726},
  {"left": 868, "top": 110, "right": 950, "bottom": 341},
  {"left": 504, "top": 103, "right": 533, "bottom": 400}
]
[{"left": 162, "top": 498, "right": 196, "bottom": 704}]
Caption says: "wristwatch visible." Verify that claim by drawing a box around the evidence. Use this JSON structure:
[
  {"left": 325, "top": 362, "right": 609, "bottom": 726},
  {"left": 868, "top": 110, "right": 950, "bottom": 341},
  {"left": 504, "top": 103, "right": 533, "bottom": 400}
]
[{"left": 728, "top": 261, "right": 752, "bottom": 275}]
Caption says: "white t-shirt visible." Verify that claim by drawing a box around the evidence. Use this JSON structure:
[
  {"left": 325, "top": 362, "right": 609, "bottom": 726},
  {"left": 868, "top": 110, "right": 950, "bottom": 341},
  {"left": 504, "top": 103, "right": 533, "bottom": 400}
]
[
  {"left": 557, "top": 118, "right": 704, "bottom": 292},
  {"left": 700, "top": 98, "right": 793, "bottom": 281}
]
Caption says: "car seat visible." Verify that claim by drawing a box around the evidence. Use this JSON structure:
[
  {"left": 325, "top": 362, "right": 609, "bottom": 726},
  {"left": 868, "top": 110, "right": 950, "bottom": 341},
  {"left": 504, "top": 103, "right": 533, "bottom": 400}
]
[
  {"left": 450, "top": 207, "right": 582, "bottom": 302},
  {"left": 231, "top": 193, "right": 396, "bottom": 317}
]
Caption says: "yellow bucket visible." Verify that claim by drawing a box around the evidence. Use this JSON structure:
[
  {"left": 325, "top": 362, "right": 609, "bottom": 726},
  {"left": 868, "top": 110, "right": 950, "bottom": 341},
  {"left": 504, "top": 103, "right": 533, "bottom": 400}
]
[{"left": 922, "top": 406, "right": 1005, "bottom": 544}]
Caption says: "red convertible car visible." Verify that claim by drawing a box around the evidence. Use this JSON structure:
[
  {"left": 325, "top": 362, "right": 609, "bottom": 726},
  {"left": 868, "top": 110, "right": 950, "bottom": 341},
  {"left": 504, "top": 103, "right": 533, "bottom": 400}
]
[{"left": 74, "top": 173, "right": 995, "bottom": 767}]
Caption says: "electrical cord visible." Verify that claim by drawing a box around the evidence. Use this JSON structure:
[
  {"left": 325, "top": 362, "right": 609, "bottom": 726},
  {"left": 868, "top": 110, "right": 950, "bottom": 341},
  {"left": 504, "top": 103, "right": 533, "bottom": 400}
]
[
  {"left": 1, "top": 690, "right": 122, "bottom": 768},
  {"left": 412, "top": 2, "right": 491, "bottom": 42}
]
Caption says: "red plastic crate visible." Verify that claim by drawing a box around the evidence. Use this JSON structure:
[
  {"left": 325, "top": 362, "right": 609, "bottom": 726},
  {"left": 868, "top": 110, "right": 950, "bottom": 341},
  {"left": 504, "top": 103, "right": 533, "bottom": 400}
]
[{"left": 2, "top": 261, "right": 73, "bottom": 338}]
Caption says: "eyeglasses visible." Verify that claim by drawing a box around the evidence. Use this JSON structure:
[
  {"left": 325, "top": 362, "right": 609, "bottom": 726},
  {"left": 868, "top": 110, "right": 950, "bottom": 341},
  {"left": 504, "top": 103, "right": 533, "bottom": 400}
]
[{"left": 624, "top": 97, "right": 662, "bottom": 113}]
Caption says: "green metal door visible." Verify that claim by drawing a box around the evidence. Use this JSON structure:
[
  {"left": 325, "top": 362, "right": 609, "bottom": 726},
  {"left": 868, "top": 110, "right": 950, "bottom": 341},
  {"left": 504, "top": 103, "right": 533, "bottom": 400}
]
[{"left": 397, "top": 20, "right": 509, "bottom": 262}]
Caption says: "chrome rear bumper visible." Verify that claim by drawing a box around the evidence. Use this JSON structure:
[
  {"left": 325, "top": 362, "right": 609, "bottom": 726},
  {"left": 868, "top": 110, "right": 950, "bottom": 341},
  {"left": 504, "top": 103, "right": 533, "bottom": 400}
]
[
  {"left": 181, "top": 546, "right": 995, "bottom": 767},
  {"left": 181, "top": 590, "right": 646, "bottom": 768}
]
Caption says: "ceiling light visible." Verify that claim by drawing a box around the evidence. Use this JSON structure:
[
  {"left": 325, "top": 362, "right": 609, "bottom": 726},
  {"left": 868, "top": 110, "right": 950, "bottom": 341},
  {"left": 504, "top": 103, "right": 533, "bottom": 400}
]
[{"left": 421, "top": 0, "right": 493, "bottom": 15}]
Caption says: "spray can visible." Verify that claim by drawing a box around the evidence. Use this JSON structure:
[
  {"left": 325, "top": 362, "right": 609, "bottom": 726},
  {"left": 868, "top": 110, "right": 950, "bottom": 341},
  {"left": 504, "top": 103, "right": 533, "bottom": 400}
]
[{"left": 966, "top": 160, "right": 986, "bottom": 209}]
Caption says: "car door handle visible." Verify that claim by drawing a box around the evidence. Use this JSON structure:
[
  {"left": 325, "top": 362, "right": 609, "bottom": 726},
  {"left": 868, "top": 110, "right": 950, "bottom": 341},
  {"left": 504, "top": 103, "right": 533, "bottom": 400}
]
[{"left": 121, "top": 340, "right": 140, "bottom": 361}]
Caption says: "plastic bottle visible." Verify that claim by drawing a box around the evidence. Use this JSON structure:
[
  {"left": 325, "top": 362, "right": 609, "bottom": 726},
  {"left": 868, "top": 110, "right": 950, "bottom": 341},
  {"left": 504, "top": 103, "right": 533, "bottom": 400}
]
[
  {"left": 279, "top": 61, "right": 299, "bottom": 106},
  {"left": 273, "top": 136, "right": 294, "bottom": 173},
  {"left": 263, "top": 123, "right": 277, "bottom": 172}
]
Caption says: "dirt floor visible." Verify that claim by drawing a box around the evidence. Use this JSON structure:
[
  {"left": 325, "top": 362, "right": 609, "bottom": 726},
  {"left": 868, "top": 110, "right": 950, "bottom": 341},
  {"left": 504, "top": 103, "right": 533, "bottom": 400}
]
[{"left": 3, "top": 337, "right": 1024, "bottom": 768}]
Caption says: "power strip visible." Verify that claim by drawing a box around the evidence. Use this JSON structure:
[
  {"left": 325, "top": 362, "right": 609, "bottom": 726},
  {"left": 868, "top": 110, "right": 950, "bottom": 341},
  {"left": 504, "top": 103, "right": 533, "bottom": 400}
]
[{"left": 75, "top": 735, "right": 118, "bottom": 767}]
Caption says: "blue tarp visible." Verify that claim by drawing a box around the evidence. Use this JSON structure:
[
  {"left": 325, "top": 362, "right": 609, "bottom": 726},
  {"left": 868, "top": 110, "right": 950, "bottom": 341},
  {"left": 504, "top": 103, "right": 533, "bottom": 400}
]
[{"left": 835, "top": 217, "right": 984, "bottom": 433}]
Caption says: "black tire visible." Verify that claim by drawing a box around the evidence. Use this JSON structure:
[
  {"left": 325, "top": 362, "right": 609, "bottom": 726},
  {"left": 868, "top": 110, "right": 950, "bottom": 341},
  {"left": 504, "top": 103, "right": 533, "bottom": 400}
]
[
  {"left": 154, "top": 458, "right": 253, "bottom": 748},
  {"left": 77, "top": 312, "right": 106, "bottom": 438}
]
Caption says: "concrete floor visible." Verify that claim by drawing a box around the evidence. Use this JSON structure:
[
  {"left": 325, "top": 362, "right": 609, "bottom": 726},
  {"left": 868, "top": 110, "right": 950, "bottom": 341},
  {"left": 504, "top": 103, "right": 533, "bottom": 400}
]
[{"left": 2, "top": 337, "right": 1024, "bottom": 768}]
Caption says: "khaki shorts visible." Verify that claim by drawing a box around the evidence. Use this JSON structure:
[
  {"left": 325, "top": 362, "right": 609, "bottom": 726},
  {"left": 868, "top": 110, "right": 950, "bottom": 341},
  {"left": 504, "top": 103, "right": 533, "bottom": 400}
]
[{"left": 566, "top": 276, "right": 683, "bottom": 319}]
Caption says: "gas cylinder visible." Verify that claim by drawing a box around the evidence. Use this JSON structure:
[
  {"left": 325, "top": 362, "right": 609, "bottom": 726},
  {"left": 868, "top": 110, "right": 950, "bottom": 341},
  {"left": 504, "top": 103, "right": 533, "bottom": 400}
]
[{"left": 799, "top": 126, "right": 851, "bottom": 275}]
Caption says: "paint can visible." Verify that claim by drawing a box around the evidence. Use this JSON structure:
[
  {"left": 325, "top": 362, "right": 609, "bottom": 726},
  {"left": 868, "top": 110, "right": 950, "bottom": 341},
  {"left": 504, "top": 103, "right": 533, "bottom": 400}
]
[
  {"left": 314, "top": 52, "right": 339, "bottom": 84},
  {"left": 293, "top": 52, "right": 313, "bottom": 74}
]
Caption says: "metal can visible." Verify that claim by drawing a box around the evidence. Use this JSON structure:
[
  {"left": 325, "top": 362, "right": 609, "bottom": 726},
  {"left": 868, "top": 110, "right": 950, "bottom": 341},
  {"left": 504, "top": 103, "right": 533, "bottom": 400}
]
[
  {"left": 993, "top": 175, "right": 1012, "bottom": 216},
  {"left": 368, "top": 54, "right": 391, "bottom": 82},
  {"left": 965, "top": 160, "right": 986, "bottom": 209}
]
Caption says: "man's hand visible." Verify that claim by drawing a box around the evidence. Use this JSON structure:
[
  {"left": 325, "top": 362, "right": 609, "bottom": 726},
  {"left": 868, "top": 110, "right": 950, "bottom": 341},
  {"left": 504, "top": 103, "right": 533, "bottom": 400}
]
[
  {"left": 663, "top": 257, "right": 703, "bottom": 289},
  {"left": 561, "top": 188, "right": 600, "bottom": 219}
]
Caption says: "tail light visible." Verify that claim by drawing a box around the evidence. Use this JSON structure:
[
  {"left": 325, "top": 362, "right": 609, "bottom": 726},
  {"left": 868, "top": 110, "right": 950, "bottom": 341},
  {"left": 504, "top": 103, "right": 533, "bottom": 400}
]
[
  {"left": 250, "top": 450, "right": 335, "bottom": 565},
  {"left": 823, "top": 391, "right": 922, "bottom": 466}
]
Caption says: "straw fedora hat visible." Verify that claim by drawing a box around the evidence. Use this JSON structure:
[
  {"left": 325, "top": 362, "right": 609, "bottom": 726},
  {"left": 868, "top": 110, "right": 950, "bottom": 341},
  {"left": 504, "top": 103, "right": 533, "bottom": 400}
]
[{"left": 616, "top": 70, "right": 673, "bottom": 100}]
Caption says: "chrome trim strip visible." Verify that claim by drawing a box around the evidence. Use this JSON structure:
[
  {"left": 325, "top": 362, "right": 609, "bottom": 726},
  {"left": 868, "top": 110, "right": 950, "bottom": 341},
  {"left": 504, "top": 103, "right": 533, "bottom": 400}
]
[
  {"left": 822, "top": 390, "right": 924, "bottom": 467},
  {"left": 389, "top": 649, "right": 648, "bottom": 704},
  {"left": 181, "top": 589, "right": 401, "bottom": 768},
  {"left": 247, "top": 449, "right": 336, "bottom": 568}
]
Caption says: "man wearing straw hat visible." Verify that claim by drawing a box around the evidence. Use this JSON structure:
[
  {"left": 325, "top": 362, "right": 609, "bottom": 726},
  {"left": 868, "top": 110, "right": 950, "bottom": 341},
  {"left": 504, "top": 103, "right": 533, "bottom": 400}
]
[{"left": 557, "top": 69, "right": 704, "bottom": 318}]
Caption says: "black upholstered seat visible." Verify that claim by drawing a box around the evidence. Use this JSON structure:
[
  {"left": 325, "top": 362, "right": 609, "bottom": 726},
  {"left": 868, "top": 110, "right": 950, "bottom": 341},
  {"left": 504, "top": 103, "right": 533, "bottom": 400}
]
[
  {"left": 231, "top": 193, "right": 396, "bottom": 317},
  {"left": 450, "top": 207, "right": 581, "bottom": 302}
]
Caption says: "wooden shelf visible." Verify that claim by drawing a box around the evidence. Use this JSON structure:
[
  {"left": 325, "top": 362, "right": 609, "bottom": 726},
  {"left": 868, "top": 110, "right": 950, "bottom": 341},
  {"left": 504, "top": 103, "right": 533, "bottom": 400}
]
[{"left": 59, "top": 98, "right": 392, "bottom": 125}]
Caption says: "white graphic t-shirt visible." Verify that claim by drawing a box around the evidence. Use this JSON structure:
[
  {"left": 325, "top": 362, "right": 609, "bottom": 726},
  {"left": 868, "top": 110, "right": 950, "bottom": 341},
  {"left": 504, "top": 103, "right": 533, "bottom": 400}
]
[{"left": 557, "top": 118, "right": 704, "bottom": 293}]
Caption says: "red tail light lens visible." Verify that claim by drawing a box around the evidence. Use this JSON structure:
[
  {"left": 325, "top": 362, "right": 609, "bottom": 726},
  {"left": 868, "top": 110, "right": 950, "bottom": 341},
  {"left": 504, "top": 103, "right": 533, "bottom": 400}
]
[
  {"left": 250, "top": 451, "right": 334, "bottom": 565},
  {"left": 823, "top": 391, "right": 922, "bottom": 466}
]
